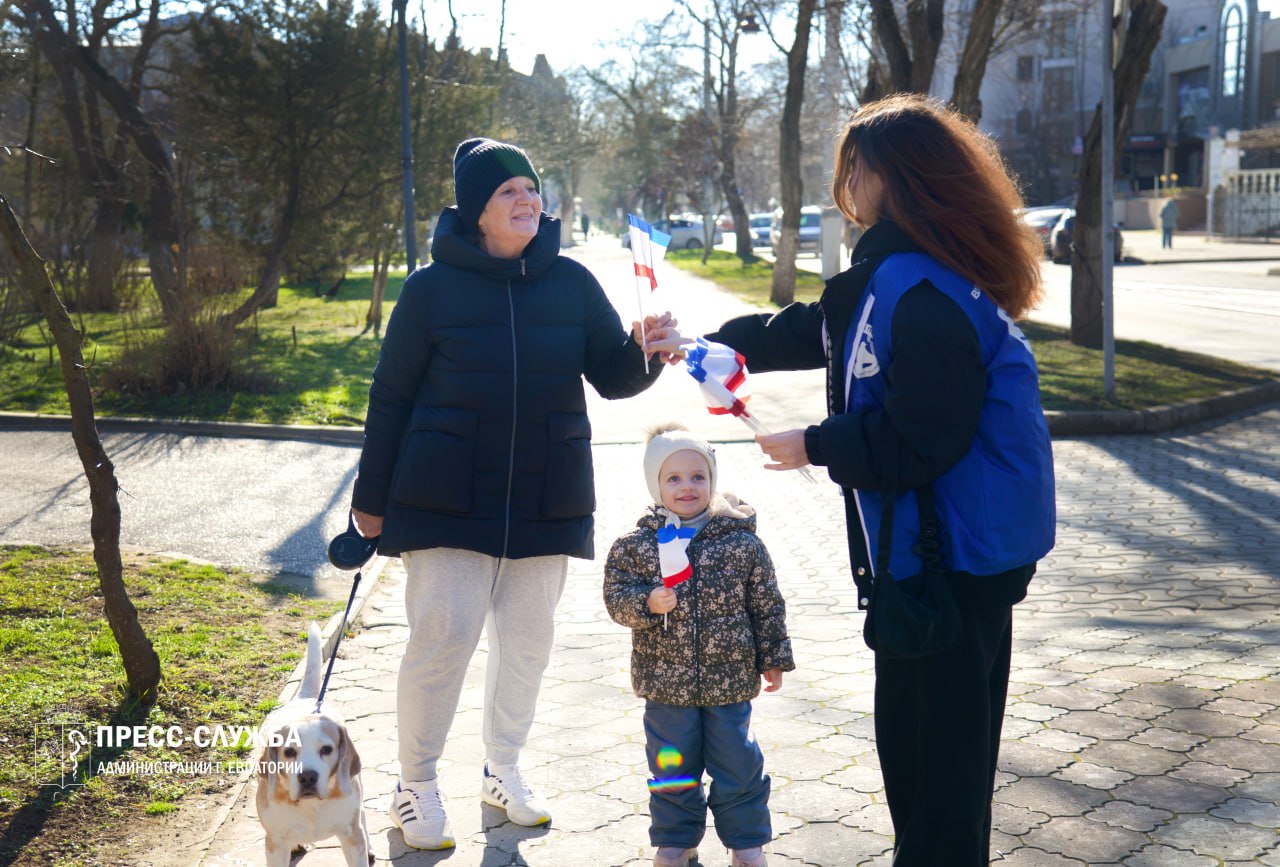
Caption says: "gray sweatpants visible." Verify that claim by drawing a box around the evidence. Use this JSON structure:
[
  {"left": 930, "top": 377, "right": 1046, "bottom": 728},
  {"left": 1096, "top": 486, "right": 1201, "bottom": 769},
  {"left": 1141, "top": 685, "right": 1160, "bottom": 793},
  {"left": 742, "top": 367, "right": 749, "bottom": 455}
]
[{"left": 397, "top": 547, "right": 568, "bottom": 783}]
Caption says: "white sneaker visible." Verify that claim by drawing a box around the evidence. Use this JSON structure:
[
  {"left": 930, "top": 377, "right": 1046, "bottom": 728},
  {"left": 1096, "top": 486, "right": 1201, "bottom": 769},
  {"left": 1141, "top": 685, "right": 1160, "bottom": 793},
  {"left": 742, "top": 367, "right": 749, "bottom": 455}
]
[
  {"left": 389, "top": 779, "right": 455, "bottom": 850},
  {"left": 480, "top": 764, "right": 552, "bottom": 826}
]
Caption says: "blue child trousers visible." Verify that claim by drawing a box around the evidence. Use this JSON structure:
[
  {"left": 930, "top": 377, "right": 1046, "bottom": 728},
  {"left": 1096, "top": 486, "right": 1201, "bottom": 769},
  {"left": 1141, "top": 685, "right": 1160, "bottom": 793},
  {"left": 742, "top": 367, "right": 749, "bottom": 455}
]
[{"left": 644, "top": 700, "right": 772, "bottom": 850}]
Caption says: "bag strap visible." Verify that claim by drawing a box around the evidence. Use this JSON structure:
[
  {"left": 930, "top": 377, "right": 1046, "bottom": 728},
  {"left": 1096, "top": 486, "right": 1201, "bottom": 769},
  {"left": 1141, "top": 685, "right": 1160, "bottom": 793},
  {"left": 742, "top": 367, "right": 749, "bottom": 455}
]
[{"left": 873, "top": 441, "right": 945, "bottom": 581}]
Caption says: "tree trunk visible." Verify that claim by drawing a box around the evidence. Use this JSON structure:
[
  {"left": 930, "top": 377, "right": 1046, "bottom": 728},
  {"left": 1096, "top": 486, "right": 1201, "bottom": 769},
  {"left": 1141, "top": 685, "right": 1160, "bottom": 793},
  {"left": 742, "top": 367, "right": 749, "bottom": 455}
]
[
  {"left": 771, "top": 0, "right": 817, "bottom": 306},
  {"left": 868, "top": 0, "right": 945, "bottom": 95},
  {"left": 82, "top": 198, "right": 125, "bottom": 311},
  {"left": 0, "top": 195, "right": 162, "bottom": 705},
  {"left": 220, "top": 176, "right": 302, "bottom": 329},
  {"left": 950, "top": 0, "right": 1004, "bottom": 122},
  {"left": 1070, "top": 0, "right": 1167, "bottom": 347},
  {"left": 366, "top": 248, "right": 391, "bottom": 338}
]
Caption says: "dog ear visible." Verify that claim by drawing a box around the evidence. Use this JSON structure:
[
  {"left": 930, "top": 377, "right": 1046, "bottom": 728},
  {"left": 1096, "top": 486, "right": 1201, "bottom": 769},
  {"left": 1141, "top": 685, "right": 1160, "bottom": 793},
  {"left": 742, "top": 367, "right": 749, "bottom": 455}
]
[
  {"left": 335, "top": 727, "right": 362, "bottom": 795},
  {"left": 258, "top": 743, "right": 278, "bottom": 798}
]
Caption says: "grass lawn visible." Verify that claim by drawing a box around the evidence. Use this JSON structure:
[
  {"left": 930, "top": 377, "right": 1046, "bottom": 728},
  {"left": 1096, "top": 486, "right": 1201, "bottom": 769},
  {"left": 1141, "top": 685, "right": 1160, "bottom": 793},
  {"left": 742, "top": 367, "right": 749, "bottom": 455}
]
[
  {"left": 0, "top": 253, "right": 1273, "bottom": 424},
  {"left": 0, "top": 272, "right": 405, "bottom": 426},
  {"left": 0, "top": 545, "right": 341, "bottom": 866},
  {"left": 665, "top": 251, "right": 1275, "bottom": 412}
]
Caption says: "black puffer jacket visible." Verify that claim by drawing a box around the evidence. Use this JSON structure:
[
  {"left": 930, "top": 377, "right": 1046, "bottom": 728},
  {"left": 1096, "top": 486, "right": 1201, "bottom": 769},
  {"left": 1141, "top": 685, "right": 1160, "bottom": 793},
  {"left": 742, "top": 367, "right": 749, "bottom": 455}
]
[
  {"left": 353, "top": 208, "right": 661, "bottom": 559},
  {"left": 603, "top": 495, "right": 795, "bottom": 707}
]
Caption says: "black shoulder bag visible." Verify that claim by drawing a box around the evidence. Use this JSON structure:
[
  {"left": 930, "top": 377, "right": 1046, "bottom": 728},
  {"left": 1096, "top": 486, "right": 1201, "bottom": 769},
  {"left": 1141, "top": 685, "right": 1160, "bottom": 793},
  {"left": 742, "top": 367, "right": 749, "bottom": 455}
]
[{"left": 861, "top": 449, "right": 963, "bottom": 659}]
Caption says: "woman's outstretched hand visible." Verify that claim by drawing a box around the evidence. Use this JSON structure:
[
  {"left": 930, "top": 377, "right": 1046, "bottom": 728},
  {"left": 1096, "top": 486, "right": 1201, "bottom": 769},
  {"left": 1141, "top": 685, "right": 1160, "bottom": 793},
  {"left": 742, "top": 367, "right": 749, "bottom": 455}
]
[
  {"left": 755, "top": 429, "right": 811, "bottom": 471},
  {"left": 633, "top": 311, "right": 688, "bottom": 364}
]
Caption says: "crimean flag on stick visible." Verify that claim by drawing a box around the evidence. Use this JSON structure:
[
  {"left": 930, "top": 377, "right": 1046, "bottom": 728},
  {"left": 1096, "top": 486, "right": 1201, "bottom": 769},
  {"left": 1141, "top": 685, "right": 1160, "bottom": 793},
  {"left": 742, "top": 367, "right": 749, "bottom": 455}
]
[
  {"left": 627, "top": 214, "right": 672, "bottom": 290},
  {"left": 657, "top": 520, "right": 696, "bottom": 628},
  {"left": 683, "top": 337, "right": 818, "bottom": 484},
  {"left": 657, "top": 522, "right": 696, "bottom": 588}
]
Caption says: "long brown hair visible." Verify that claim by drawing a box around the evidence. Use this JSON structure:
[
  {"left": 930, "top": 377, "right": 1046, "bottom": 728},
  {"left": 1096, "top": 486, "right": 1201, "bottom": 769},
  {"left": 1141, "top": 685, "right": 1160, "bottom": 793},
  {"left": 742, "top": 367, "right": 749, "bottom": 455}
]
[{"left": 833, "top": 94, "right": 1044, "bottom": 319}]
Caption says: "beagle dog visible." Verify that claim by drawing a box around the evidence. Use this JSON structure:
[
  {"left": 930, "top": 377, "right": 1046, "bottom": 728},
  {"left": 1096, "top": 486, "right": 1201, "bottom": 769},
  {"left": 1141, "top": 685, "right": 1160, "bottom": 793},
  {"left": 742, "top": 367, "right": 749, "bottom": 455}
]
[{"left": 256, "top": 623, "right": 372, "bottom": 867}]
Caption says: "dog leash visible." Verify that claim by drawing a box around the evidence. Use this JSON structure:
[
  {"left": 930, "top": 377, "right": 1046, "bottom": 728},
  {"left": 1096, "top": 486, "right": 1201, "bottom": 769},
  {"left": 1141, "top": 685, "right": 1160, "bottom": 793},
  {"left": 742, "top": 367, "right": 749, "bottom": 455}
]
[
  {"left": 314, "top": 567, "right": 363, "bottom": 714},
  {"left": 315, "top": 514, "right": 381, "bottom": 713}
]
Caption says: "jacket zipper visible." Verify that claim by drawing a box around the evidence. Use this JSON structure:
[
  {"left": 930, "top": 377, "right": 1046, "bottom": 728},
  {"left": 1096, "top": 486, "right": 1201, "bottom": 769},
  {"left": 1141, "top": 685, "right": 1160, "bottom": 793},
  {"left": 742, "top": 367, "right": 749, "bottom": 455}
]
[
  {"left": 687, "top": 537, "right": 701, "bottom": 700},
  {"left": 502, "top": 280, "right": 517, "bottom": 558}
]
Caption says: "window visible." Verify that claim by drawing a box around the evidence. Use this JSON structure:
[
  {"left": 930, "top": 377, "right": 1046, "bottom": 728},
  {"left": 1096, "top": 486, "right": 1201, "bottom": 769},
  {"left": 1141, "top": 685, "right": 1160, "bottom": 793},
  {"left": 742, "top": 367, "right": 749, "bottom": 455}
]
[
  {"left": 1016, "top": 108, "right": 1033, "bottom": 134},
  {"left": 1017, "top": 56, "right": 1035, "bottom": 82},
  {"left": 1045, "top": 13, "right": 1077, "bottom": 60},
  {"left": 1043, "top": 67, "right": 1075, "bottom": 114},
  {"left": 1222, "top": 2, "right": 1244, "bottom": 97}
]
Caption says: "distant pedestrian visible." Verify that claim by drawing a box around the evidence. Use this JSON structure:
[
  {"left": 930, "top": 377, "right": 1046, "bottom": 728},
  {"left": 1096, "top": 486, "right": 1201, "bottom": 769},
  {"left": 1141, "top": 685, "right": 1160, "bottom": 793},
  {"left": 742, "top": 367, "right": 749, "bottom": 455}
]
[
  {"left": 604, "top": 424, "right": 794, "bottom": 867},
  {"left": 349, "top": 136, "right": 678, "bottom": 853},
  {"left": 1161, "top": 197, "right": 1180, "bottom": 248},
  {"left": 581, "top": 212, "right": 591, "bottom": 238},
  {"left": 647, "top": 94, "right": 1056, "bottom": 866}
]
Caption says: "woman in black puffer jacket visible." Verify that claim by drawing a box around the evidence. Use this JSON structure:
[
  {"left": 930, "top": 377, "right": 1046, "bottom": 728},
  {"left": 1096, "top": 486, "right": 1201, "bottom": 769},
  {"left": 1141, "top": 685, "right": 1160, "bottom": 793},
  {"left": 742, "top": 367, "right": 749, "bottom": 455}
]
[{"left": 349, "top": 137, "right": 675, "bottom": 851}]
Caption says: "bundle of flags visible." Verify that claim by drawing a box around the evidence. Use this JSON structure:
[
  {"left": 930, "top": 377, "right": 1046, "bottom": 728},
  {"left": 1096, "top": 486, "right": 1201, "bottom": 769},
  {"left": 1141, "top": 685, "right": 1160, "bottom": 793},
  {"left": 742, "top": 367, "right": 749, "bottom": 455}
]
[
  {"left": 627, "top": 214, "right": 672, "bottom": 291},
  {"left": 683, "top": 337, "right": 751, "bottom": 418},
  {"left": 683, "top": 337, "right": 818, "bottom": 484}
]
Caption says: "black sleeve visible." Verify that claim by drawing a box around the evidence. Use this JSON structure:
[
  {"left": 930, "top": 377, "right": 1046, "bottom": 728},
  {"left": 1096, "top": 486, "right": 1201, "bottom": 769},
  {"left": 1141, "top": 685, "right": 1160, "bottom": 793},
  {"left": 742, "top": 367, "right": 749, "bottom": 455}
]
[
  {"left": 706, "top": 301, "right": 826, "bottom": 373},
  {"left": 809, "top": 280, "right": 985, "bottom": 492},
  {"left": 352, "top": 276, "right": 432, "bottom": 515}
]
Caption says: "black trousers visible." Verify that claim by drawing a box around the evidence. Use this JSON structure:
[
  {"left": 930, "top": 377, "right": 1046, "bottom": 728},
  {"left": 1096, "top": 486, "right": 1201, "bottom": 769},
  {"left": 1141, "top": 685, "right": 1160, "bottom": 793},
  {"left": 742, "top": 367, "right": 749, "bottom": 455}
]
[{"left": 873, "top": 600, "right": 1014, "bottom": 867}]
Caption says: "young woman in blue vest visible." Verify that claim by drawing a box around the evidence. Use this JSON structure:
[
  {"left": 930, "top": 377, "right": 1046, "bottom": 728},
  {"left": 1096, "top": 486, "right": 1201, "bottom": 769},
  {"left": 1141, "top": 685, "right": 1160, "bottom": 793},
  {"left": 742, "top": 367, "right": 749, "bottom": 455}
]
[{"left": 654, "top": 95, "right": 1057, "bottom": 864}]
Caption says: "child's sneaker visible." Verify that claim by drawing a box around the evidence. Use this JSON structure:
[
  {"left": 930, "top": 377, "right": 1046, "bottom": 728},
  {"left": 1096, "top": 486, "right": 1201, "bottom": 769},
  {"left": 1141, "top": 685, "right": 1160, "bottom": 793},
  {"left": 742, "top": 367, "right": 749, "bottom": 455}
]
[
  {"left": 653, "top": 847, "right": 698, "bottom": 866},
  {"left": 389, "top": 779, "right": 455, "bottom": 850},
  {"left": 481, "top": 764, "right": 552, "bottom": 826},
  {"left": 729, "top": 847, "right": 767, "bottom": 866}
]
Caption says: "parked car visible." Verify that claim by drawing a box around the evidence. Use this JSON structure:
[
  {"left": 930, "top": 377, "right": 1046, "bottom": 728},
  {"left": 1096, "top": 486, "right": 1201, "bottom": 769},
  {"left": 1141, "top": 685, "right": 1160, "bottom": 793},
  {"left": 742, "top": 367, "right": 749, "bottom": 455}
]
[
  {"left": 769, "top": 206, "right": 822, "bottom": 254},
  {"left": 1050, "top": 209, "right": 1124, "bottom": 264},
  {"left": 621, "top": 217, "right": 723, "bottom": 250},
  {"left": 1020, "top": 206, "right": 1071, "bottom": 255},
  {"left": 749, "top": 212, "right": 773, "bottom": 248}
]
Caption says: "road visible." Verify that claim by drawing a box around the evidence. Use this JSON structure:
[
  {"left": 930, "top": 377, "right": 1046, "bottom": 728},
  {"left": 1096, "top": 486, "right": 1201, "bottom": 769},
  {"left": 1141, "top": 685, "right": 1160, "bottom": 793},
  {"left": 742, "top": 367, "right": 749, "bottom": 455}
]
[{"left": 1036, "top": 260, "right": 1280, "bottom": 371}]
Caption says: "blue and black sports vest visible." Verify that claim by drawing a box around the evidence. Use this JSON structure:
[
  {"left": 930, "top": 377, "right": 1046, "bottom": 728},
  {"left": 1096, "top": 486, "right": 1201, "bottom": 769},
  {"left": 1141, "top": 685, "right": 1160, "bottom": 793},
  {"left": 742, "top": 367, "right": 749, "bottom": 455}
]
[{"left": 845, "top": 253, "right": 1056, "bottom": 579}]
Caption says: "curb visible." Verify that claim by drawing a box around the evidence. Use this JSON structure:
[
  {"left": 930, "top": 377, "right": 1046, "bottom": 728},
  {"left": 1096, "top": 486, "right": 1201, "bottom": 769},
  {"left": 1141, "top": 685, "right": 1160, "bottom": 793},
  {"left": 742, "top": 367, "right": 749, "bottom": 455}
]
[
  {"left": 5, "top": 381, "right": 1280, "bottom": 443},
  {"left": 0, "top": 412, "right": 366, "bottom": 444},
  {"left": 188, "top": 553, "right": 390, "bottom": 867},
  {"left": 1045, "top": 378, "right": 1280, "bottom": 436}
]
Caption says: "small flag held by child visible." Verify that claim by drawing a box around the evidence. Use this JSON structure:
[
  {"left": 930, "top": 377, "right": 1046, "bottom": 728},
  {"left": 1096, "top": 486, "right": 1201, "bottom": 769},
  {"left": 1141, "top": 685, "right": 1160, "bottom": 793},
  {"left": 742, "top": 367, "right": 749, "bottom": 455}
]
[{"left": 656, "top": 521, "right": 696, "bottom": 628}]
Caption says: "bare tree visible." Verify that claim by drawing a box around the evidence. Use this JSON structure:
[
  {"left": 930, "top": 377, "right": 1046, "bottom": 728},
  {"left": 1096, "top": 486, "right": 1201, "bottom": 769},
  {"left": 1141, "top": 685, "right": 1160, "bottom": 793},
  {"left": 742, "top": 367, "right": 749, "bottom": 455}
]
[
  {"left": 863, "top": 0, "right": 945, "bottom": 101},
  {"left": 21, "top": 0, "right": 188, "bottom": 323},
  {"left": 0, "top": 195, "right": 161, "bottom": 705},
  {"left": 678, "top": 0, "right": 765, "bottom": 259},
  {"left": 1071, "top": 0, "right": 1166, "bottom": 347},
  {"left": 755, "top": 0, "right": 818, "bottom": 304},
  {"left": 949, "top": 0, "right": 1004, "bottom": 121}
]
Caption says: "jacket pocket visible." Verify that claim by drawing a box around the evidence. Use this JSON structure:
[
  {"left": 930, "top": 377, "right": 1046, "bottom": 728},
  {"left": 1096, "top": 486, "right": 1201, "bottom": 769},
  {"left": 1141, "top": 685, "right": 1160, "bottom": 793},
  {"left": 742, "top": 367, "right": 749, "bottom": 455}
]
[
  {"left": 392, "top": 407, "right": 478, "bottom": 514},
  {"left": 541, "top": 412, "right": 595, "bottom": 519}
]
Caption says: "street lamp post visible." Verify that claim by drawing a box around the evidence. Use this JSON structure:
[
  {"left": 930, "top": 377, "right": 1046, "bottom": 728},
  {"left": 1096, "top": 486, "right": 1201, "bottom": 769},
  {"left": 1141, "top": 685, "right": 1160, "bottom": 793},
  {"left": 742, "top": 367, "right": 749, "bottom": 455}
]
[
  {"left": 393, "top": 0, "right": 418, "bottom": 272},
  {"left": 702, "top": 19, "right": 715, "bottom": 251}
]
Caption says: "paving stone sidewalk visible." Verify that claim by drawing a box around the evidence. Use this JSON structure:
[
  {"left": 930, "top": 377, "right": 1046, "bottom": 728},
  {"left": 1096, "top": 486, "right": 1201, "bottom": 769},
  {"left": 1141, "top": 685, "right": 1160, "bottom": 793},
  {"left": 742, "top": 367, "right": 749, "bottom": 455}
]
[{"left": 200, "top": 404, "right": 1280, "bottom": 867}]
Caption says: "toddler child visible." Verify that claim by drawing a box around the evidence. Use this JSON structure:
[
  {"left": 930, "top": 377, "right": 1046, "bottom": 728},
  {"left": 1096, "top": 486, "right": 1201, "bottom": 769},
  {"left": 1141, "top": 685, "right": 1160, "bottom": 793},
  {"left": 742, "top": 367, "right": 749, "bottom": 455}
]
[{"left": 604, "top": 423, "right": 794, "bottom": 867}]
